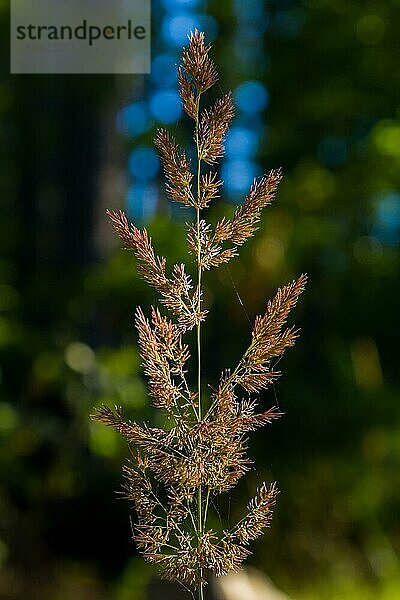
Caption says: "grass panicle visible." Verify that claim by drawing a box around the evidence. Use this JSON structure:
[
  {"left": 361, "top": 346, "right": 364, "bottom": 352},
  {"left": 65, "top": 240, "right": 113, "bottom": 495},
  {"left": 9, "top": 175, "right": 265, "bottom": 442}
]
[{"left": 92, "top": 29, "right": 307, "bottom": 598}]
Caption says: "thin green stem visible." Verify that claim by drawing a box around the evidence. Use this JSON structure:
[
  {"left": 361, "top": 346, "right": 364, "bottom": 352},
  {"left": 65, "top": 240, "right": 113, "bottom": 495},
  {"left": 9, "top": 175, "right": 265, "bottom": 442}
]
[
  {"left": 195, "top": 93, "right": 203, "bottom": 426},
  {"left": 199, "top": 584, "right": 204, "bottom": 600},
  {"left": 195, "top": 92, "right": 204, "bottom": 600},
  {"left": 196, "top": 211, "right": 202, "bottom": 425},
  {"left": 203, "top": 487, "right": 211, "bottom": 531},
  {"left": 186, "top": 498, "right": 198, "bottom": 534}
]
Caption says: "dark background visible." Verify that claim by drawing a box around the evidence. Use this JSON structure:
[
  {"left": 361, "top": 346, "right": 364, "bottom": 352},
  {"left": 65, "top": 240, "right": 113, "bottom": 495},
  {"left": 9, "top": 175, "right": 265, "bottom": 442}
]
[{"left": 1, "top": 0, "right": 400, "bottom": 598}]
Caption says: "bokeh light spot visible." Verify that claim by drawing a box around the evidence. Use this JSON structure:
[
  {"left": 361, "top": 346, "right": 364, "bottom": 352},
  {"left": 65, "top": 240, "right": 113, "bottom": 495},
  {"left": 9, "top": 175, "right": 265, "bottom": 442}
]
[
  {"left": 373, "top": 193, "right": 400, "bottom": 246},
  {"left": 150, "top": 89, "right": 182, "bottom": 124},
  {"left": 64, "top": 342, "right": 96, "bottom": 374},
  {"left": 116, "top": 102, "right": 150, "bottom": 137},
  {"left": 151, "top": 53, "right": 178, "bottom": 88},
  {"left": 256, "top": 236, "right": 285, "bottom": 273},
  {"left": 99, "top": 346, "right": 140, "bottom": 377},
  {"left": 351, "top": 337, "right": 383, "bottom": 390},
  {"left": 162, "top": 14, "right": 199, "bottom": 46},
  {"left": 90, "top": 423, "right": 120, "bottom": 458},
  {"left": 377, "top": 194, "right": 400, "bottom": 228},
  {"left": 235, "top": 81, "right": 269, "bottom": 114},
  {"left": 356, "top": 15, "right": 385, "bottom": 46},
  {"left": 372, "top": 121, "right": 400, "bottom": 159},
  {"left": 225, "top": 126, "right": 259, "bottom": 158},
  {"left": 127, "top": 184, "right": 158, "bottom": 221},
  {"left": 128, "top": 146, "right": 160, "bottom": 182},
  {"left": 222, "top": 159, "right": 261, "bottom": 194}
]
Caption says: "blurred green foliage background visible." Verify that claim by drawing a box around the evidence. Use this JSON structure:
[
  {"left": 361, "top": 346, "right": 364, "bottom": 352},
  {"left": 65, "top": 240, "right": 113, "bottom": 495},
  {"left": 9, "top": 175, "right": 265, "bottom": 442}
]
[{"left": 1, "top": 0, "right": 400, "bottom": 598}]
